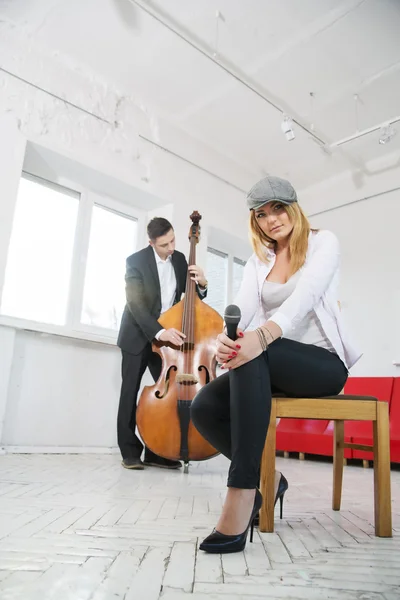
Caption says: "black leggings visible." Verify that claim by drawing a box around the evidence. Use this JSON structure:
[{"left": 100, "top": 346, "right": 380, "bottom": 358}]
[{"left": 190, "top": 338, "right": 348, "bottom": 489}]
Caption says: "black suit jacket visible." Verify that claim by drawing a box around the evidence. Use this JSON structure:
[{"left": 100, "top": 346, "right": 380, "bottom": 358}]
[{"left": 117, "top": 245, "right": 206, "bottom": 355}]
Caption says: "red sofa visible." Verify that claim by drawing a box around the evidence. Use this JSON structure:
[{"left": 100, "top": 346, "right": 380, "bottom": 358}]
[
  {"left": 276, "top": 377, "right": 397, "bottom": 461},
  {"left": 352, "top": 377, "right": 400, "bottom": 462},
  {"left": 274, "top": 418, "right": 331, "bottom": 455}
]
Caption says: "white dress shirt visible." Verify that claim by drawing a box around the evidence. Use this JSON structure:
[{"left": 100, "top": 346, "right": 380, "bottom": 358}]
[
  {"left": 153, "top": 248, "right": 177, "bottom": 340},
  {"left": 154, "top": 248, "right": 177, "bottom": 314},
  {"left": 234, "top": 230, "right": 361, "bottom": 369}
]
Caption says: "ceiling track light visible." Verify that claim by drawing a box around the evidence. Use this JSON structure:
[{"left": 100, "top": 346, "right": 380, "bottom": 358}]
[
  {"left": 281, "top": 115, "right": 295, "bottom": 141},
  {"left": 379, "top": 123, "right": 397, "bottom": 145},
  {"left": 332, "top": 115, "right": 400, "bottom": 148}
]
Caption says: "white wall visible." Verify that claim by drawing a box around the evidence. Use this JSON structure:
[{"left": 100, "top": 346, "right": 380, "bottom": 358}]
[
  {"left": 303, "top": 166, "right": 400, "bottom": 377},
  {"left": 0, "top": 30, "right": 253, "bottom": 451},
  {"left": 1, "top": 330, "right": 121, "bottom": 450}
]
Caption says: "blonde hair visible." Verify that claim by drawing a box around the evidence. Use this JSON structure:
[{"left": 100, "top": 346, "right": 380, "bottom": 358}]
[{"left": 249, "top": 202, "right": 311, "bottom": 276}]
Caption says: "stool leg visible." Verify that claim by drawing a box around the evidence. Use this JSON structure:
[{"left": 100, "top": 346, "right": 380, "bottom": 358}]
[
  {"left": 373, "top": 401, "right": 392, "bottom": 537},
  {"left": 260, "top": 400, "right": 276, "bottom": 533},
  {"left": 332, "top": 420, "right": 344, "bottom": 510}
]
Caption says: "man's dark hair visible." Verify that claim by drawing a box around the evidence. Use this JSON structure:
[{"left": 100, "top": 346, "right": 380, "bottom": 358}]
[{"left": 147, "top": 217, "right": 173, "bottom": 241}]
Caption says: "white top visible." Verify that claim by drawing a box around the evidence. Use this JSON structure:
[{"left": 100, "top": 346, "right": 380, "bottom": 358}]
[
  {"left": 262, "top": 272, "right": 335, "bottom": 353},
  {"left": 234, "top": 230, "right": 361, "bottom": 369}
]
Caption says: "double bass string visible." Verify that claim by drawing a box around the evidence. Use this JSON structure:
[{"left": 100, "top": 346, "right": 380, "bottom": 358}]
[
  {"left": 182, "top": 220, "right": 200, "bottom": 403},
  {"left": 186, "top": 235, "right": 196, "bottom": 402},
  {"left": 182, "top": 235, "right": 194, "bottom": 402}
]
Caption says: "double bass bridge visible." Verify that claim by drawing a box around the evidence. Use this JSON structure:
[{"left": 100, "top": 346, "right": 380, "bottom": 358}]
[{"left": 175, "top": 374, "right": 199, "bottom": 385}]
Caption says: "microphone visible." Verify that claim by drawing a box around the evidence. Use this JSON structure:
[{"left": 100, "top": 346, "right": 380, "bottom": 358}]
[{"left": 224, "top": 304, "right": 241, "bottom": 341}]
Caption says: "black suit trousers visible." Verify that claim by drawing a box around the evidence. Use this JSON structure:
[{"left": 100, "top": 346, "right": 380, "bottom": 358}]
[{"left": 117, "top": 346, "right": 162, "bottom": 459}]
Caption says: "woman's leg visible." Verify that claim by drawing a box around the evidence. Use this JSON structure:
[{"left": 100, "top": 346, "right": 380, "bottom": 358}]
[
  {"left": 228, "top": 353, "right": 272, "bottom": 488},
  {"left": 191, "top": 352, "right": 272, "bottom": 488},
  {"left": 266, "top": 340, "right": 348, "bottom": 509},
  {"left": 192, "top": 339, "right": 348, "bottom": 536},
  {"left": 191, "top": 354, "right": 272, "bottom": 535},
  {"left": 268, "top": 339, "right": 348, "bottom": 397},
  {"left": 192, "top": 340, "right": 347, "bottom": 488},
  {"left": 191, "top": 370, "right": 232, "bottom": 459},
  {"left": 220, "top": 354, "right": 272, "bottom": 534}
]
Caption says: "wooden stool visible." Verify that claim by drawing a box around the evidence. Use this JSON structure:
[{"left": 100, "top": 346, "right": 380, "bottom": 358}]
[{"left": 259, "top": 395, "right": 392, "bottom": 537}]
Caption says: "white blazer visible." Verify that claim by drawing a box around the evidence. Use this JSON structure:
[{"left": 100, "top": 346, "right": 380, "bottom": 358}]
[{"left": 235, "top": 230, "right": 361, "bottom": 370}]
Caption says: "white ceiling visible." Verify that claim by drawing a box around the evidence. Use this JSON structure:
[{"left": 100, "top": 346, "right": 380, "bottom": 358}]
[{"left": 2, "top": 0, "right": 400, "bottom": 190}]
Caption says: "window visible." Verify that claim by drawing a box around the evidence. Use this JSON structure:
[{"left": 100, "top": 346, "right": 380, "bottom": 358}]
[
  {"left": 204, "top": 247, "right": 228, "bottom": 315},
  {"left": 232, "top": 257, "right": 246, "bottom": 300},
  {"left": 1, "top": 175, "right": 79, "bottom": 325},
  {"left": 81, "top": 206, "right": 137, "bottom": 331},
  {"left": 0, "top": 172, "right": 142, "bottom": 341}
]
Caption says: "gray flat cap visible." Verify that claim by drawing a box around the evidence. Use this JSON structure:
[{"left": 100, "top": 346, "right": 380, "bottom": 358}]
[{"left": 246, "top": 175, "right": 297, "bottom": 210}]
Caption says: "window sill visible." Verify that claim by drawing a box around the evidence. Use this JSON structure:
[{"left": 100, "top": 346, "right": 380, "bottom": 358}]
[{"left": 0, "top": 315, "right": 118, "bottom": 347}]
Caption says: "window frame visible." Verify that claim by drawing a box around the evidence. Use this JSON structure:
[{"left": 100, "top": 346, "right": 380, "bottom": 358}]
[
  {"left": 206, "top": 246, "right": 248, "bottom": 314},
  {"left": 205, "top": 246, "right": 229, "bottom": 314},
  {"left": 0, "top": 172, "right": 146, "bottom": 345},
  {"left": 232, "top": 256, "right": 247, "bottom": 301}
]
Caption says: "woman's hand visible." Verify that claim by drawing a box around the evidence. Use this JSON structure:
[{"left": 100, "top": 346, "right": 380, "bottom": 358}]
[{"left": 217, "top": 329, "right": 263, "bottom": 370}]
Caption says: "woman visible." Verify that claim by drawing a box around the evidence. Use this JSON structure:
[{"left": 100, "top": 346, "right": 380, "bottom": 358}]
[{"left": 191, "top": 175, "right": 360, "bottom": 554}]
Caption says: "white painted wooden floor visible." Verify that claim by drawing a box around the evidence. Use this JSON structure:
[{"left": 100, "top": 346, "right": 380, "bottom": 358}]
[{"left": 0, "top": 453, "right": 400, "bottom": 600}]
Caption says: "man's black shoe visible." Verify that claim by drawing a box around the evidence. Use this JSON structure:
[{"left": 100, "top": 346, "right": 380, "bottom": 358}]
[
  {"left": 143, "top": 453, "right": 182, "bottom": 469},
  {"left": 121, "top": 457, "right": 144, "bottom": 470}
]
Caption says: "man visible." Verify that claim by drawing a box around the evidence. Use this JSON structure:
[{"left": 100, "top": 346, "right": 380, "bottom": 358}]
[{"left": 117, "top": 217, "right": 208, "bottom": 470}]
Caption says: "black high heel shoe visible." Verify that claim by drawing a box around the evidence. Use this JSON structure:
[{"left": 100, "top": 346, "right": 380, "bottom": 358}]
[
  {"left": 275, "top": 473, "right": 289, "bottom": 519},
  {"left": 199, "top": 489, "right": 263, "bottom": 554},
  {"left": 253, "top": 473, "right": 289, "bottom": 526}
]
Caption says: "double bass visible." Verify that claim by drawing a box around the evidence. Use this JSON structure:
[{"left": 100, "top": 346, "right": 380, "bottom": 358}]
[{"left": 137, "top": 211, "right": 223, "bottom": 472}]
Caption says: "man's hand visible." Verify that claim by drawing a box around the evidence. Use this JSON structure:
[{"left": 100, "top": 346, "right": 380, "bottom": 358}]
[
  {"left": 188, "top": 265, "right": 207, "bottom": 288},
  {"left": 159, "top": 328, "right": 186, "bottom": 346}
]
